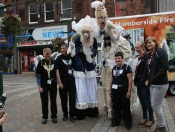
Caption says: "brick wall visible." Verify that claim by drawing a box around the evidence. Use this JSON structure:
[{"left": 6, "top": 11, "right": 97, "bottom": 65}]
[
  {"left": 127, "top": 0, "right": 145, "bottom": 15},
  {"left": 0, "top": 0, "right": 158, "bottom": 29},
  {"left": 105, "top": 0, "right": 115, "bottom": 17},
  {"left": 0, "top": 0, "right": 97, "bottom": 30}
]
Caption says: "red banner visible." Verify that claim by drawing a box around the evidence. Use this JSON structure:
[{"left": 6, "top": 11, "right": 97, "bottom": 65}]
[{"left": 116, "top": 0, "right": 122, "bottom": 16}]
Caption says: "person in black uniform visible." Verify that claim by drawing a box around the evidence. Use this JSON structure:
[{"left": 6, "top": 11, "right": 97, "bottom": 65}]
[
  {"left": 36, "top": 48, "right": 57, "bottom": 124},
  {"left": 109, "top": 52, "right": 133, "bottom": 130},
  {"left": 55, "top": 44, "right": 76, "bottom": 122}
]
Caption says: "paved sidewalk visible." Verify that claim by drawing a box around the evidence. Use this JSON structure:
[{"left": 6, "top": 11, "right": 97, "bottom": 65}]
[
  {"left": 2, "top": 75, "right": 175, "bottom": 132},
  {"left": 90, "top": 99, "right": 175, "bottom": 132}
]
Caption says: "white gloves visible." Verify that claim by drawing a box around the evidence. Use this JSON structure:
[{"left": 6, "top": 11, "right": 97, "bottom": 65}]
[{"left": 69, "top": 41, "right": 75, "bottom": 48}]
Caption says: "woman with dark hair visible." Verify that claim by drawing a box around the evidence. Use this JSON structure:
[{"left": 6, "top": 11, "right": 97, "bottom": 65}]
[
  {"left": 145, "top": 37, "right": 169, "bottom": 132},
  {"left": 134, "top": 41, "right": 154, "bottom": 127}
]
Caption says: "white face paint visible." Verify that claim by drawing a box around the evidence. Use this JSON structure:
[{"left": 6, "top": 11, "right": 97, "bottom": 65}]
[
  {"left": 98, "top": 16, "right": 105, "bottom": 24},
  {"left": 83, "top": 31, "right": 89, "bottom": 39}
]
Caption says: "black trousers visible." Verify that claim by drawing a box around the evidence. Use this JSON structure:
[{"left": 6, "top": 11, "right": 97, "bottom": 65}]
[
  {"left": 111, "top": 89, "right": 132, "bottom": 128},
  {"left": 59, "top": 82, "right": 76, "bottom": 117},
  {"left": 40, "top": 83, "right": 57, "bottom": 119},
  {"left": 0, "top": 126, "right": 2, "bottom": 132}
]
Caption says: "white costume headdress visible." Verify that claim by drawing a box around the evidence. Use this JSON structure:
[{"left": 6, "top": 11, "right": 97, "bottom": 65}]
[
  {"left": 72, "top": 15, "right": 100, "bottom": 42},
  {"left": 91, "top": 1, "right": 108, "bottom": 25}
]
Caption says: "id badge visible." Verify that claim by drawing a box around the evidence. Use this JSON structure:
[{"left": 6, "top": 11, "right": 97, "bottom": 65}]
[
  {"left": 47, "top": 79, "right": 51, "bottom": 84},
  {"left": 68, "top": 70, "right": 72, "bottom": 74},
  {"left": 112, "top": 84, "right": 118, "bottom": 89}
]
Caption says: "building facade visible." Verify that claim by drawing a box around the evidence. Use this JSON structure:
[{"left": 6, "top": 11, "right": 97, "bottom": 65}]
[
  {"left": 0, "top": 0, "right": 159, "bottom": 74},
  {"left": 0, "top": 0, "right": 96, "bottom": 74},
  {"left": 158, "top": 0, "right": 175, "bottom": 12}
]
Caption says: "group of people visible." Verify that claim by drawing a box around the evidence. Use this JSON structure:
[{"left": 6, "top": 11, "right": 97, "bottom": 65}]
[
  {"left": 105, "top": 36, "right": 168, "bottom": 132},
  {"left": 134, "top": 37, "right": 169, "bottom": 132},
  {"left": 36, "top": 41, "right": 99, "bottom": 124},
  {"left": 35, "top": 1, "right": 169, "bottom": 132}
]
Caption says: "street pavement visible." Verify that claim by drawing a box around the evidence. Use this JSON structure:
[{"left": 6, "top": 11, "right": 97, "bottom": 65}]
[{"left": 1, "top": 74, "right": 175, "bottom": 132}]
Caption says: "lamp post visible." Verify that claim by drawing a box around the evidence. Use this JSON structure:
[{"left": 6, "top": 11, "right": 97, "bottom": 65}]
[{"left": 0, "top": 5, "right": 11, "bottom": 95}]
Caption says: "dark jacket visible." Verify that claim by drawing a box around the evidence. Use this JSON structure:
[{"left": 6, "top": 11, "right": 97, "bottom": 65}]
[
  {"left": 147, "top": 48, "right": 169, "bottom": 85},
  {"left": 134, "top": 53, "right": 148, "bottom": 87}
]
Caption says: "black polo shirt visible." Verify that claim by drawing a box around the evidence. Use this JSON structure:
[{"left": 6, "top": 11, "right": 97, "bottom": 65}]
[
  {"left": 112, "top": 64, "right": 132, "bottom": 95},
  {"left": 36, "top": 59, "right": 56, "bottom": 85},
  {"left": 54, "top": 54, "right": 75, "bottom": 84}
]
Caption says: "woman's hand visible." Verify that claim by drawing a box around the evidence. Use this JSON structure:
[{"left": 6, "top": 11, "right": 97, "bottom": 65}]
[
  {"left": 58, "top": 83, "right": 64, "bottom": 89},
  {"left": 126, "top": 91, "right": 131, "bottom": 99},
  {"left": 38, "top": 86, "right": 43, "bottom": 93},
  {"left": 145, "top": 81, "right": 149, "bottom": 86}
]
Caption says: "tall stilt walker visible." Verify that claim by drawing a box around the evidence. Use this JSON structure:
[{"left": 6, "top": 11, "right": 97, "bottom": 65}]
[{"left": 91, "top": 1, "right": 132, "bottom": 119}]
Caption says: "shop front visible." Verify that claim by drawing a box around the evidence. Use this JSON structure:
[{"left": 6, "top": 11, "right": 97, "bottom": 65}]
[
  {"left": 17, "top": 25, "right": 68, "bottom": 74},
  {"left": 0, "top": 35, "right": 14, "bottom": 74},
  {"left": 18, "top": 42, "right": 53, "bottom": 74}
]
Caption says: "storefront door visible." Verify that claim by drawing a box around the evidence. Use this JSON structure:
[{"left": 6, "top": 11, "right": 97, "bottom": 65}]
[{"left": 21, "top": 51, "right": 35, "bottom": 72}]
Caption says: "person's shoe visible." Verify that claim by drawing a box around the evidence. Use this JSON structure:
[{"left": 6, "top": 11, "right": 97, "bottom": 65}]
[
  {"left": 126, "top": 127, "right": 131, "bottom": 130},
  {"left": 138, "top": 119, "right": 148, "bottom": 125},
  {"left": 70, "top": 116, "right": 75, "bottom": 122},
  {"left": 52, "top": 118, "right": 57, "bottom": 123},
  {"left": 157, "top": 127, "right": 167, "bottom": 132},
  {"left": 41, "top": 118, "right": 47, "bottom": 124},
  {"left": 144, "top": 120, "right": 155, "bottom": 127},
  {"left": 108, "top": 110, "right": 113, "bottom": 119},
  {"left": 62, "top": 116, "right": 68, "bottom": 121}
]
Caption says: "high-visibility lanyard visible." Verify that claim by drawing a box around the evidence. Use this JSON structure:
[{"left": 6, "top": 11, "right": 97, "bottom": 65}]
[{"left": 44, "top": 59, "right": 51, "bottom": 79}]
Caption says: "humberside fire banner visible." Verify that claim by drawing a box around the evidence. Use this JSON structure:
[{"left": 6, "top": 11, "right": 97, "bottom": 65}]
[{"left": 111, "top": 13, "right": 175, "bottom": 44}]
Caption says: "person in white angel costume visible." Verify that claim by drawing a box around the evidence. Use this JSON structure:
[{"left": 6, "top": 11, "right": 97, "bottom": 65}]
[
  {"left": 91, "top": 0, "right": 138, "bottom": 119},
  {"left": 69, "top": 21, "right": 99, "bottom": 119}
]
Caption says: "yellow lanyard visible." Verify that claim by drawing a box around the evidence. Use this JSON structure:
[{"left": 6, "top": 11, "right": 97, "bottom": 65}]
[{"left": 44, "top": 60, "right": 51, "bottom": 79}]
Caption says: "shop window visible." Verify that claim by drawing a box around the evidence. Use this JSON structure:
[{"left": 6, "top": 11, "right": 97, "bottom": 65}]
[
  {"left": 116, "top": 0, "right": 126, "bottom": 16},
  {"left": 0, "top": 54, "right": 14, "bottom": 73},
  {"left": 44, "top": 2, "right": 54, "bottom": 22},
  {"left": 145, "top": 0, "right": 155, "bottom": 13},
  {"left": 29, "top": 5, "right": 38, "bottom": 23},
  {"left": 61, "top": 0, "right": 72, "bottom": 19}
]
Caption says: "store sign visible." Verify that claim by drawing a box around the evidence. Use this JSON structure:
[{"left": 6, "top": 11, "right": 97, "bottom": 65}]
[
  {"left": 18, "top": 29, "right": 34, "bottom": 42},
  {"left": 32, "top": 25, "right": 68, "bottom": 40},
  {"left": 19, "top": 41, "right": 38, "bottom": 46},
  {"left": 0, "top": 34, "right": 13, "bottom": 47},
  {"left": 0, "top": 38, "right": 6, "bottom": 44}
]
